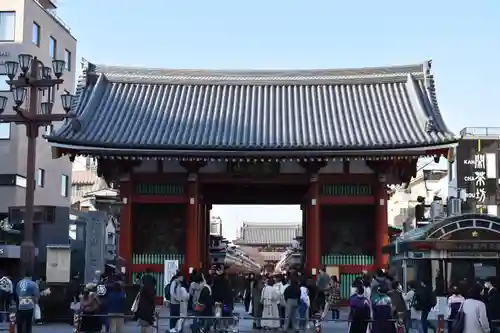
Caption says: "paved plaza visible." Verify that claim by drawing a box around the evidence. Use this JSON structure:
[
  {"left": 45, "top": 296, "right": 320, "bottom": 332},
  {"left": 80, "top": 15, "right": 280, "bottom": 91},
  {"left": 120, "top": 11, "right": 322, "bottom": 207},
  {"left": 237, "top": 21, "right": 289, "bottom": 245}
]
[{"left": 0, "top": 305, "right": 351, "bottom": 333}]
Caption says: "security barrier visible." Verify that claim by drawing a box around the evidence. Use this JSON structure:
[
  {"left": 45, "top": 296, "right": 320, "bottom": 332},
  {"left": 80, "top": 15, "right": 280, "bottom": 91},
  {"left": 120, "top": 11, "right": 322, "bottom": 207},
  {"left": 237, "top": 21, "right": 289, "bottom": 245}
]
[
  {"left": 3, "top": 309, "right": 499, "bottom": 333},
  {"left": 68, "top": 312, "right": 414, "bottom": 333}
]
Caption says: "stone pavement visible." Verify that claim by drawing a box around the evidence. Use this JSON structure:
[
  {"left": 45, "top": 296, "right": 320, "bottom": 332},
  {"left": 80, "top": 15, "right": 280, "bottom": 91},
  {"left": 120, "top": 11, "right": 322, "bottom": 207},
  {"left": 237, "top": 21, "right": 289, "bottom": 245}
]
[{"left": 0, "top": 305, "right": 351, "bottom": 333}]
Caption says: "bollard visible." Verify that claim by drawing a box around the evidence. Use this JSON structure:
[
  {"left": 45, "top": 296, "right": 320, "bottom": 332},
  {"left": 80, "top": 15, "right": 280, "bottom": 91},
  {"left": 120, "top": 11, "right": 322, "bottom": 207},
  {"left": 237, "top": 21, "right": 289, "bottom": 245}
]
[
  {"left": 9, "top": 312, "right": 15, "bottom": 333},
  {"left": 437, "top": 315, "right": 445, "bottom": 333}
]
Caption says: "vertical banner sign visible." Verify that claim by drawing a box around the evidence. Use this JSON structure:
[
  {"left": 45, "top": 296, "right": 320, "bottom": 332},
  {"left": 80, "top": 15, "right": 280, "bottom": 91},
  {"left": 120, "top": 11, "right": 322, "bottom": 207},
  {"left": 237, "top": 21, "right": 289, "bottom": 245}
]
[
  {"left": 164, "top": 259, "right": 179, "bottom": 286},
  {"left": 84, "top": 212, "right": 107, "bottom": 283},
  {"left": 458, "top": 138, "right": 499, "bottom": 213}
]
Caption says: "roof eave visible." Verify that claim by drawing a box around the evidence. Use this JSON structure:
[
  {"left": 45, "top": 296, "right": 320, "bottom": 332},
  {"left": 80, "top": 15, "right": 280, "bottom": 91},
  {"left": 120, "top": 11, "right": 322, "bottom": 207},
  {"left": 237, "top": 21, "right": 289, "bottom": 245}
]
[{"left": 50, "top": 140, "right": 459, "bottom": 159}]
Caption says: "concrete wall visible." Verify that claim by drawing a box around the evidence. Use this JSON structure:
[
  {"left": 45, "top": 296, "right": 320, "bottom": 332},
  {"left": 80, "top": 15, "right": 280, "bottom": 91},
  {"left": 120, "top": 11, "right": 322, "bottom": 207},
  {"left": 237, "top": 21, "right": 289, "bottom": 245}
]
[{"left": 0, "top": 0, "right": 77, "bottom": 213}]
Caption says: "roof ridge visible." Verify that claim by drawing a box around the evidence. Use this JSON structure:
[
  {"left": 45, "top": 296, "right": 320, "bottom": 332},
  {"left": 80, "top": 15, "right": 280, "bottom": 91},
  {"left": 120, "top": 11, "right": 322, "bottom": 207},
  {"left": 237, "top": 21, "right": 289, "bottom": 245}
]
[{"left": 84, "top": 61, "right": 427, "bottom": 80}]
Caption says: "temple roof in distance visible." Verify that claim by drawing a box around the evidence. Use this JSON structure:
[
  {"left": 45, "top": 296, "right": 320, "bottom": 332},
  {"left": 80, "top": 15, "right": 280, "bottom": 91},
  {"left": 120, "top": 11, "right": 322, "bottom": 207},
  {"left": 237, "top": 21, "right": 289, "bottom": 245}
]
[
  {"left": 234, "top": 222, "right": 302, "bottom": 245},
  {"left": 48, "top": 61, "right": 457, "bottom": 158}
]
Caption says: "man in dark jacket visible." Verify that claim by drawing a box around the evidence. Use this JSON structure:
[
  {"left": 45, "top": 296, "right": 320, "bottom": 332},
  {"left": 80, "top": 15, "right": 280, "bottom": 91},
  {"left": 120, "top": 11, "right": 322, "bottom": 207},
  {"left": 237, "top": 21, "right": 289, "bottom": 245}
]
[
  {"left": 414, "top": 281, "right": 436, "bottom": 333},
  {"left": 484, "top": 277, "right": 500, "bottom": 331}
]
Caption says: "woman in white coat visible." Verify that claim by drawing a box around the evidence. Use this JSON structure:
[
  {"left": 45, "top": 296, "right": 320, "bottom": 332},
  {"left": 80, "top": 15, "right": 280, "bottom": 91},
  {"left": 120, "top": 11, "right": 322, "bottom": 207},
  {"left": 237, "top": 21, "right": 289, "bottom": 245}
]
[
  {"left": 261, "top": 279, "right": 281, "bottom": 329},
  {"left": 462, "top": 284, "right": 490, "bottom": 333},
  {"left": 170, "top": 281, "right": 190, "bottom": 333}
]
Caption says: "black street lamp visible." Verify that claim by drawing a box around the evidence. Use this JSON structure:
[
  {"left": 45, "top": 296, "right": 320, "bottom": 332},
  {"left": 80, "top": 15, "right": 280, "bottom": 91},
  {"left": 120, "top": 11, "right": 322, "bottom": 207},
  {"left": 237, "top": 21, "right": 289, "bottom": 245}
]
[{"left": 0, "top": 54, "right": 76, "bottom": 275}]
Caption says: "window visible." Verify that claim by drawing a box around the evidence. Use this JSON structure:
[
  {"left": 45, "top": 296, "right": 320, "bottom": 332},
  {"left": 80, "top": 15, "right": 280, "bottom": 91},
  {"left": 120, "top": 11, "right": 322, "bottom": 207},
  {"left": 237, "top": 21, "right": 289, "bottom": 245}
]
[
  {"left": 0, "top": 174, "right": 25, "bottom": 186},
  {"left": 0, "top": 75, "right": 9, "bottom": 91},
  {"left": 37, "top": 168, "right": 45, "bottom": 187},
  {"left": 49, "top": 36, "right": 57, "bottom": 59},
  {"left": 15, "top": 175, "right": 26, "bottom": 188},
  {"left": 0, "top": 123, "right": 10, "bottom": 139},
  {"left": 64, "top": 49, "right": 71, "bottom": 71},
  {"left": 0, "top": 12, "right": 15, "bottom": 41},
  {"left": 32, "top": 22, "right": 40, "bottom": 46},
  {"left": 60, "top": 174, "right": 69, "bottom": 197}
]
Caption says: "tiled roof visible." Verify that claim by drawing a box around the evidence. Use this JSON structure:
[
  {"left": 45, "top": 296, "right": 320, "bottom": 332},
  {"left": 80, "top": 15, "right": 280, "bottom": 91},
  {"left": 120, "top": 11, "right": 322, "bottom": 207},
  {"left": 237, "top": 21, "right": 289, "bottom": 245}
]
[
  {"left": 48, "top": 61, "right": 456, "bottom": 155},
  {"left": 235, "top": 223, "right": 302, "bottom": 245}
]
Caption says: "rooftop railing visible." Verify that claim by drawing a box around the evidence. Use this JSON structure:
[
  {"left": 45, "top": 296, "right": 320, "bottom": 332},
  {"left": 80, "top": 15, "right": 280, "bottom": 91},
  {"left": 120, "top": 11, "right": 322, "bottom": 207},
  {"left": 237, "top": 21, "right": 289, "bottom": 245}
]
[
  {"left": 34, "top": 0, "right": 72, "bottom": 34},
  {"left": 460, "top": 127, "right": 500, "bottom": 137}
]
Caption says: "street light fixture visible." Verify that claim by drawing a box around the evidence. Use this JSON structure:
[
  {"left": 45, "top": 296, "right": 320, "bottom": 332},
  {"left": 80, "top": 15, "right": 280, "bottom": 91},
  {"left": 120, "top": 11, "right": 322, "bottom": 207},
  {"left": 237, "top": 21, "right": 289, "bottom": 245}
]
[
  {"left": 0, "top": 96, "right": 8, "bottom": 114},
  {"left": 0, "top": 55, "right": 76, "bottom": 276}
]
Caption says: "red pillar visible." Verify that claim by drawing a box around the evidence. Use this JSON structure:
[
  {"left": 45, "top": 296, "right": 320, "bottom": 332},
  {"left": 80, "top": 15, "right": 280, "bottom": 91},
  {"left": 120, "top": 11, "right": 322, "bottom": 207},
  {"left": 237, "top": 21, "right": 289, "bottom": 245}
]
[
  {"left": 374, "top": 178, "right": 389, "bottom": 269},
  {"left": 205, "top": 203, "right": 211, "bottom": 274},
  {"left": 305, "top": 174, "right": 321, "bottom": 276},
  {"left": 186, "top": 173, "right": 201, "bottom": 274},
  {"left": 119, "top": 181, "right": 132, "bottom": 277},
  {"left": 199, "top": 202, "right": 207, "bottom": 271}
]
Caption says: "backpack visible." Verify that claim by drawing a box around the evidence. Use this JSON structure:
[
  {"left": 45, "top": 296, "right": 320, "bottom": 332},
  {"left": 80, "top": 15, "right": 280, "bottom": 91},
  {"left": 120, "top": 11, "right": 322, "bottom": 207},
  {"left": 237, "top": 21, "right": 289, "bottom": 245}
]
[
  {"left": 350, "top": 295, "right": 370, "bottom": 320},
  {"left": 429, "top": 290, "right": 437, "bottom": 308},
  {"left": 164, "top": 283, "right": 171, "bottom": 301},
  {"left": 411, "top": 294, "right": 424, "bottom": 311}
]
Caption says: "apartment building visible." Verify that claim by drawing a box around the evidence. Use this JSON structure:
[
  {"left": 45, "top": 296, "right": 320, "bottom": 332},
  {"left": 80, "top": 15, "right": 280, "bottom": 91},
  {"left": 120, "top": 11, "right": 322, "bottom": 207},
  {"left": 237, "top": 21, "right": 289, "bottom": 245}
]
[{"left": 0, "top": 0, "right": 76, "bottom": 217}]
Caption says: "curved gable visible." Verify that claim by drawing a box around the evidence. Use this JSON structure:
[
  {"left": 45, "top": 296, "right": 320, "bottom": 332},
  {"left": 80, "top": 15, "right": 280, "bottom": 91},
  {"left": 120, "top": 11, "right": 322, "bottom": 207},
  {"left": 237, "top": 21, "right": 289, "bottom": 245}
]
[{"left": 426, "top": 214, "right": 500, "bottom": 240}]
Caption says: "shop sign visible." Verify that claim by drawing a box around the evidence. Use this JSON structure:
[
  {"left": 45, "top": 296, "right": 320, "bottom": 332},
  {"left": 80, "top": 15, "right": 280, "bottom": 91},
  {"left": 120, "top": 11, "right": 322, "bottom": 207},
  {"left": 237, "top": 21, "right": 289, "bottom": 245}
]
[
  {"left": 448, "top": 252, "right": 499, "bottom": 259},
  {"left": 434, "top": 240, "right": 500, "bottom": 251},
  {"left": 463, "top": 154, "right": 486, "bottom": 203}
]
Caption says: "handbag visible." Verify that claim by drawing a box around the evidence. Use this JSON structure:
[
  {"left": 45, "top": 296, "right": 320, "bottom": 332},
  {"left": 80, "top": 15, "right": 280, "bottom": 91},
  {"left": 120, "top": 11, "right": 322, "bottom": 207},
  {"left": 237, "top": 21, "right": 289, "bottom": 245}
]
[
  {"left": 451, "top": 301, "right": 466, "bottom": 333},
  {"left": 131, "top": 292, "right": 140, "bottom": 312},
  {"left": 34, "top": 304, "right": 42, "bottom": 320}
]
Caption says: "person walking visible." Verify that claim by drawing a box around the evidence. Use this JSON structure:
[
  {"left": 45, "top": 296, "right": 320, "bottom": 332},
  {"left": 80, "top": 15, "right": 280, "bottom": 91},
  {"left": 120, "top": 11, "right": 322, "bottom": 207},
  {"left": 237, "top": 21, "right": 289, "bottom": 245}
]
[
  {"left": 169, "top": 272, "right": 184, "bottom": 330},
  {"left": 348, "top": 284, "right": 371, "bottom": 333},
  {"left": 261, "top": 279, "right": 280, "bottom": 329},
  {"left": 283, "top": 278, "right": 300, "bottom": 331},
  {"left": 107, "top": 282, "right": 126, "bottom": 333},
  {"left": 15, "top": 271, "right": 39, "bottom": 333},
  {"left": 251, "top": 275, "right": 264, "bottom": 329},
  {"left": 135, "top": 284, "right": 156, "bottom": 333}
]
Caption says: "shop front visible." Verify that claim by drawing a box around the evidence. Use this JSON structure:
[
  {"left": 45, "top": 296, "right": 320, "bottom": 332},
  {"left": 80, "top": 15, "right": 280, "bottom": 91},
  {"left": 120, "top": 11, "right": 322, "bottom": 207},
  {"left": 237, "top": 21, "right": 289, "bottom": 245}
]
[{"left": 385, "top": 213, "right": 500, "bottom": 294}]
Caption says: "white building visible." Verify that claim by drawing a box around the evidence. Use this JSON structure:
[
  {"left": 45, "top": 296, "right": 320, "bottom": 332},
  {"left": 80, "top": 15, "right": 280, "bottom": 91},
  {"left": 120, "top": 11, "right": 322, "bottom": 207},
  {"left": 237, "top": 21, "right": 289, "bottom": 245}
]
[
  {"left": 388, "top": 159, "right": 448, "bottom": 230},
  {"left": 0, "top": 0, "right": 76, "bottom": 214},
  {"left": 210, "top": 216, "right": 222, "bottom": 236}
]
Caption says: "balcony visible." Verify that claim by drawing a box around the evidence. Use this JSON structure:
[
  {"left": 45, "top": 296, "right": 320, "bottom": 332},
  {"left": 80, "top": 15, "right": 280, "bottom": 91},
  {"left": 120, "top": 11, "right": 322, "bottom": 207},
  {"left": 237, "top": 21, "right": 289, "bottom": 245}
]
[
  {"left": 34, "top": 0, "right": 72, "bottom": 34},
  {"left": 460, "top": 127, "right": 500, "bottom": 138}
]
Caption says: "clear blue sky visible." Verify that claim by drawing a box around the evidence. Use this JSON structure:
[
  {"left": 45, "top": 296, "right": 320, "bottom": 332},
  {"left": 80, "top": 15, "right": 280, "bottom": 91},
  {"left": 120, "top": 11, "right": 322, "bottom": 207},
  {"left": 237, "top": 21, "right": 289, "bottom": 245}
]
[{"left": 58, "top": 0, "right": 499, "bottom": 240}]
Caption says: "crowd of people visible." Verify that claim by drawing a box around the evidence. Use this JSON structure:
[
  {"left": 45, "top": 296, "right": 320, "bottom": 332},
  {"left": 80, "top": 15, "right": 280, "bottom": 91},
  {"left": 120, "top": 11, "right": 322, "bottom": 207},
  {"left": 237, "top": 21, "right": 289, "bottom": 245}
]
[
  {"left": 346, "top": 269, "right": 500, "bottom": 333},
  {"left": 3, "top": 266, "right": 500, "bottom": 333}
]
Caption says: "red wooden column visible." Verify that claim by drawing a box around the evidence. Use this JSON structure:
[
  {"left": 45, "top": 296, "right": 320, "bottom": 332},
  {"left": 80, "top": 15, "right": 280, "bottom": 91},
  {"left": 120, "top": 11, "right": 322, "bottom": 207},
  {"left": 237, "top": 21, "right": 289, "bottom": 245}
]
[
  {"left": 305, "top": 173, "right": 321, "bottom": 276},
  {"left": 119, "top": 181, "right": 132, "bottom": 277},
  {"left": 374, "top": 176, "right": 389, "bottom": 269},
  {"left": 186, "top": 173, "right": 201, "bottom": 274},
  {"left": 205, "top": 203, "right": 212, "bottom": 273},
  {"left": 199, "top": 201, "right": 207, "bottom": 271}
]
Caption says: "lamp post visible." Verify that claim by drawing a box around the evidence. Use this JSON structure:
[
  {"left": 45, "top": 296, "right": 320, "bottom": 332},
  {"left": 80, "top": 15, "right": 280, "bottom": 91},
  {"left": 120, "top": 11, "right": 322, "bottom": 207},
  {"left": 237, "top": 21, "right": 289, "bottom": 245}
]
[{"left": 0, "top": 54, "right": 76, "bottom": 275}]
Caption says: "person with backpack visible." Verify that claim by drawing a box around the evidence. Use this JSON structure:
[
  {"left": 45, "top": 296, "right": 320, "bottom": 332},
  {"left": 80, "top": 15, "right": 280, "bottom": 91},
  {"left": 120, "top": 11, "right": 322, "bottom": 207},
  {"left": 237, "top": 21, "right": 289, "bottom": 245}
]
[
  {"left": 412, "top": 280, "right": 437, "bottom": 333},
  {"left": 191, "top": 274, "right": 213, "bottom": 333},
  {"left": 371, "top": 285, "right": 396, "bottom": 333},
  {"left": 168, "top": 272, "right": 184, "bottom": 331},
  {"left": 348, "top": 283, "right": 371, "bottom": 333}
]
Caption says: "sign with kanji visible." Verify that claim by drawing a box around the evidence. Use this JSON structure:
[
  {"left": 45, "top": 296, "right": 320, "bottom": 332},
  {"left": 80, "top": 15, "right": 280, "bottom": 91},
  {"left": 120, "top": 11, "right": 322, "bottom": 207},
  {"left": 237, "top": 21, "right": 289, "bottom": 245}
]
[
  {"left": 463, "top": 154, "right": 487, "bottom": 203},
  {"left": 456, "top": 138, "right": 499, "bottom": 211}
]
